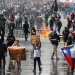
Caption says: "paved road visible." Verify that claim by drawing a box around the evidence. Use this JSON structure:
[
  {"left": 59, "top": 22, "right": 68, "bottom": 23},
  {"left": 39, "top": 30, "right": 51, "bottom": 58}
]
[
  {"left": 0, "top": 15, "right": 73, "bottom": 75},
  {"left": 0, "top": 37, "right": 72, "bottom": 75}
]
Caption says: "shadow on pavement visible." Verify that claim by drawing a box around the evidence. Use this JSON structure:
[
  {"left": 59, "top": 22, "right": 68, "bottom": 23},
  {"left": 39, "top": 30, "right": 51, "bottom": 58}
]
[
  {"left": 0, "top": 69, "right": 5, "bottom": 75},
  {"left": 51, "top": 60, "right": 58, "bottom": 75}
]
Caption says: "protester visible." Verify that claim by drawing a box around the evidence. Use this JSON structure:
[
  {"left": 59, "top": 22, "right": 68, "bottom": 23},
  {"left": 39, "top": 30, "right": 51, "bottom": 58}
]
[
  {"left": 12, "top": 40, "right": 21, "bottom": 69},
  {"left": 62, "top": 27, "right": 70, "bottom": 47},
  {"left": 36, "top": 16, "right": 43, "bottom": 30},
  {"left": 0, "top": 14, "right": 6, "bottom": 42},
  {"left": 8, "top": 21, "right": 15, "bottom": 35},
  {"left": 70, "top": 43, "right": 75, "bottom": 75},
  {"left": 67, "top": 32, "right": 73, "bottom": 46},
  {"left": 15, "top": 13, "right": 22, "bottom": 28},
  {"left": 49, "top": 16, "right": 54, "bottom": 31},
  {"left": 45, "top": 11, "right": 49, "bottom": 27},
  {"left": 71, "top": 12, "right": 75, "bottom": 21},
  {"left": 33, "top": 44, "right": 42, "bottom": 72},
  {"left": 12, "top": 40, "right": 20, "bottom": 46},
  {"left": 29, "top": 15, "right": 35, "bottom": 30},
  {"left": 61, "top": 44, "right": 75, "bottom": 75},
  {"left": 6, "top": 33, "right": 15, "bottom": 47},
  {"left": 9, "top": 12, "right": 15, "bottom": 22},
  {"left": 31, "top": 27, "right": 36, "bottom": 35},
  {"left": 50, "top": 30, "right": 60, "bottom": 60},
  {"left": 56, "top": 19, "right": 62, "bottom": 34},
  {"left": 23, "top": 21, "right": 29, "bottom": 41},
  {"left": 57, "top": 13, "right": 61, "bottom": 20},
  {"left": 0, "top": 39, "right": 7, "bottom": 70},
  {"left": 67, "top": 18, "right": 72, "bottom": 30}
]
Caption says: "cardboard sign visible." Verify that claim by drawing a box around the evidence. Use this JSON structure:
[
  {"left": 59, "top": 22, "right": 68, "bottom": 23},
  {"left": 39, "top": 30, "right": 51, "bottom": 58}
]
[{"left": 8, "top": 46, "right": 26, "bottom": 61}]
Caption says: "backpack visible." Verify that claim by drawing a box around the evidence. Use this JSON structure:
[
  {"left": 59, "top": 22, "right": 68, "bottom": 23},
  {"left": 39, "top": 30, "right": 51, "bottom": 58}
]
[{"left": 50, "top": 33, "right": 60, "bottom": 45}]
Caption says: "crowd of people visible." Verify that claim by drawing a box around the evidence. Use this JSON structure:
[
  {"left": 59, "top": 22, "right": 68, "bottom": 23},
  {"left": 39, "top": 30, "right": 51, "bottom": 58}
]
[{"left": 0, "top": 1, "right": 75, "bottom": 74}]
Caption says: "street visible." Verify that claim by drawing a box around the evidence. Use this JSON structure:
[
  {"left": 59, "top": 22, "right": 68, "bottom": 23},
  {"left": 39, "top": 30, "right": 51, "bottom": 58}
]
[
  {"left": 0, "top": 16, "right": 72, "bottom": 75},
  {"left": 0, "top": 0, "right": 75, "bottom": 74},
  {"left": 2, "top": 37, "right": 71, "bottom": 75}
]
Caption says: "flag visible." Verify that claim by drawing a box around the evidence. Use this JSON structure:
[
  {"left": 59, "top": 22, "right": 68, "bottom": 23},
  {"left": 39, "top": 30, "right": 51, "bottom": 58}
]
[
  {"left": 51, "top": 0, "right": 58, "bottom": 12},
  {"left": 54, "top": 0, "right": 58, "bottom": 12},
  {"left": 61, "top": 44, "right": 75, "bottom": 68}
]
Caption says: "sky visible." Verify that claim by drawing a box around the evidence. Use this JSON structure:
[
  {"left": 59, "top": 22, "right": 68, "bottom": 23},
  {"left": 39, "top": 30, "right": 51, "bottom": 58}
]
[{"left": 59, "top": 0, "right": 75, "bottom": 3}]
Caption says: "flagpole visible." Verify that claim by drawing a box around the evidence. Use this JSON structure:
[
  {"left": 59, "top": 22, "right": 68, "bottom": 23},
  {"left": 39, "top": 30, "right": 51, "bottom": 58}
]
[
  {"left": 51, "top": 0, "right": 58, "bottom": 14},
  {"left": 54, "top": 0, "right": 58, "bottom": 13}
]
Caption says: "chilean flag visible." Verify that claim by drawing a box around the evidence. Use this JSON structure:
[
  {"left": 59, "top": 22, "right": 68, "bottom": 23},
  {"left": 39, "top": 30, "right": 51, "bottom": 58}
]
[{"left": 61, "top": 44, "right": 75, "bottom": 68}]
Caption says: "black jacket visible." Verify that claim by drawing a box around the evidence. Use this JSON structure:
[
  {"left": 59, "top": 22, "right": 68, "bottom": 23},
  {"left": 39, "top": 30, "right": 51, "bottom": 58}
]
[
  {"left": 7, "top": 35, "right": 15, "bottom": 46},
  {"left": 0, "top": 43, "right": 7, "bottom": 57},
  {"left": 23, "top": 23, "right": 29, "bottom": 33},
  {"left": 50, "top": 33, "right": 60, "bottom": 45},
  {"left": 8, "top": 22, "right": 15, "bottom": 30}
]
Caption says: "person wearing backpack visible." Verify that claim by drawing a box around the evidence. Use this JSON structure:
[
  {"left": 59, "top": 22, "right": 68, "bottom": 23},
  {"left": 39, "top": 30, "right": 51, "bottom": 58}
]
[{"left": 50, "top": 30, "right": 60, "bottom": 60}]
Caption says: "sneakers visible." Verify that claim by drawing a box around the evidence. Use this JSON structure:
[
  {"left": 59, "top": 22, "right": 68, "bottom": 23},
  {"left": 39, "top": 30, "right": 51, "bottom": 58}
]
[
  {"left": 33, "top": 68, "right": 42, "bottom": 72},
  {"left": 39, "top": 68, "right": 42, "bottom": 72}
]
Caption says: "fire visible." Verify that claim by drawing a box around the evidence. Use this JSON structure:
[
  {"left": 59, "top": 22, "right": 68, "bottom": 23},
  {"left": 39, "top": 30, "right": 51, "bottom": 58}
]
[{"left": 39, "top": 22, "right": 52, "bottom": 38}]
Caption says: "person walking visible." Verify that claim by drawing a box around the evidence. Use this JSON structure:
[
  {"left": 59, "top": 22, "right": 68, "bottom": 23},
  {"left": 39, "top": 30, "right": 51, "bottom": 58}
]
[
  {"left": 8, "top": 21, "right": 15, "bottom": 35},
  {"left": 56, "top": 19, "right": 62, "bottom": 34},
  {"left": 0, "top": 14, "right": 6, "bottom": 42},
  {"left": 29, "top": 15, "right": 35, "bottom": 30},
  {"left": 50, "top": 30, "right": 60, "bottom": 60},
  {"left": 67, "top": 18, "right": 72, "bottom": 30},
  {"left": 62, "top": 27, "right": 70, "bottom": 47},
  {"left": 67, "top": 32, "right": 73, "bottom": 46},
  {"left": 23, "top": 21, "right": 29, "bottom": 41}
]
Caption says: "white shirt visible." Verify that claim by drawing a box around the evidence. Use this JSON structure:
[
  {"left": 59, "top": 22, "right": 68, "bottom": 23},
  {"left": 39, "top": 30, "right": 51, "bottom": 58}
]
[{"left": 33, "top": 48, "right": 41, "bottom": 58}]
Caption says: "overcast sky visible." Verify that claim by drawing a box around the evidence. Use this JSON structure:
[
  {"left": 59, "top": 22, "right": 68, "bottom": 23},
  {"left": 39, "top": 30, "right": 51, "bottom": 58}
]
[{"left": 59, "top": 0, "right": 75, "bottom": 3}]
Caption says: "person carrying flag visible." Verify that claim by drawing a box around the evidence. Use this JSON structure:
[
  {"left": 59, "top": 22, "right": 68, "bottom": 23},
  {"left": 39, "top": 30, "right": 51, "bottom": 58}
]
[
  {"left": 61, "top": 44, "right": 75, "bottom": 75},
  {"left": 70, "top": 43, "right": 75, "bottom": 74}
]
